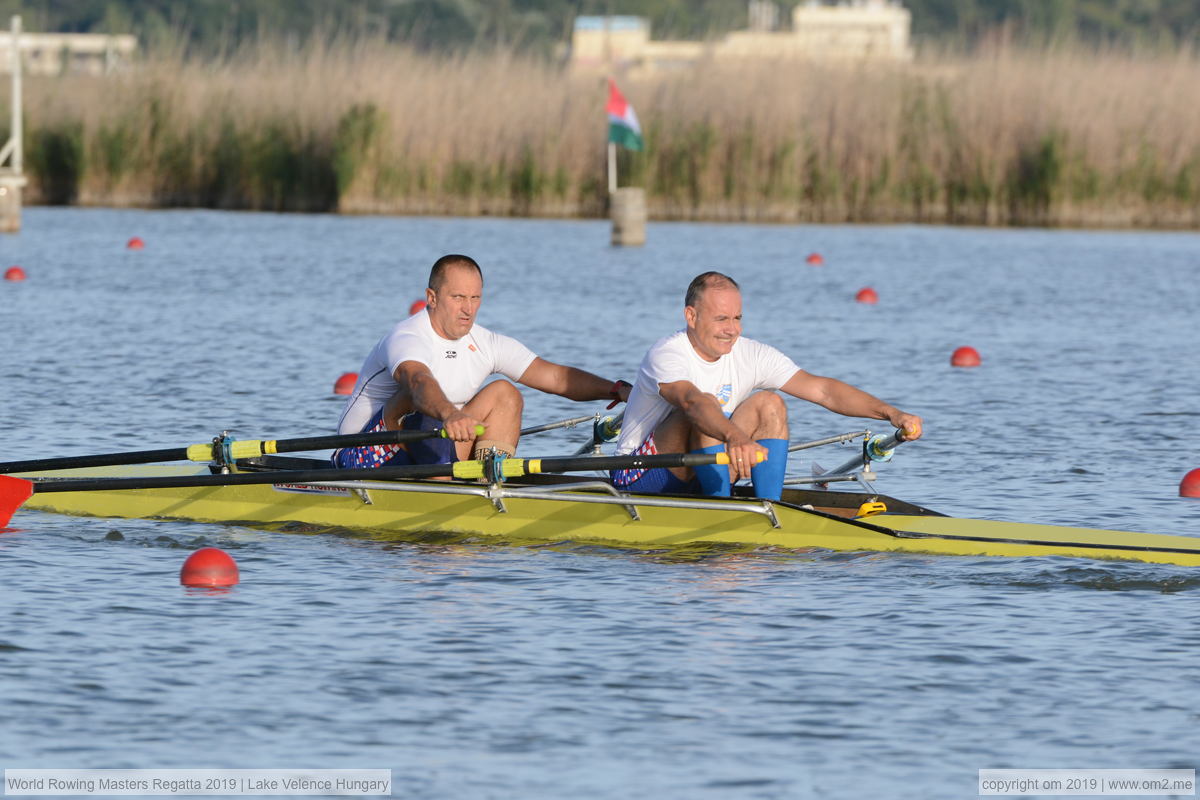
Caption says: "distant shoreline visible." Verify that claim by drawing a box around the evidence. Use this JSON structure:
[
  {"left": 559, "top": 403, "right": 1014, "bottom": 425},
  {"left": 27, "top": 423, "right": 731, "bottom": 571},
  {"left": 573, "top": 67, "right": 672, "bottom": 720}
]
[
  {"left": 11, "top": 41, "right": 1200, "bottom": 231},
  {"left": 31, "top": 196, "right": 1200, "bottom": 233}
]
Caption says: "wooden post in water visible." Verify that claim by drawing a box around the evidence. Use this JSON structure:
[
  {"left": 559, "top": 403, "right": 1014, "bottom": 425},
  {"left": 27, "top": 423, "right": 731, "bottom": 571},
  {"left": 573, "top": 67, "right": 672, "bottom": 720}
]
[
  {"left": 0, "top": 15, "right": 26, "bottom": 233},
  {"left": 608, "top": 140, "right": 646, "bottom": 247},
  {"left": 610, "top": 187, "right": 646, "bottom": 247}
]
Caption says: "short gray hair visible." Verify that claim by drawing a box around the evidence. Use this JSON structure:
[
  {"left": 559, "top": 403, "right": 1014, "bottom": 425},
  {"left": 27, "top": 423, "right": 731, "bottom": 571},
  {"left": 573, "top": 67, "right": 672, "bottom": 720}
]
[{"left": 685, "top": 271, "right": 739, "bottom": 307}]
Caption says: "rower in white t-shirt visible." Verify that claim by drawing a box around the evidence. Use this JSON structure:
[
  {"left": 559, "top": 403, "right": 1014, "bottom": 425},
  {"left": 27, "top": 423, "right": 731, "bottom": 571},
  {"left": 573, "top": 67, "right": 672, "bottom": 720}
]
[
  {"left": 612, "top": 271, "right": 923, "bottom": 500},
  {"left": 334, "top": 254, "right": 630, "bottom": 469}
]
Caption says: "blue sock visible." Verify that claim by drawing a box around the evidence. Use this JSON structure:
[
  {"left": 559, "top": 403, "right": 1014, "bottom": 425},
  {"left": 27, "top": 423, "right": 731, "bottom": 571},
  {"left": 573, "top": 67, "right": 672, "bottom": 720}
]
[
  {"left": 751, "top": 438, "right": 788, "bottom": 501},
  {"left": 691, "top": 443, "right": 731, "bottom": 497}
]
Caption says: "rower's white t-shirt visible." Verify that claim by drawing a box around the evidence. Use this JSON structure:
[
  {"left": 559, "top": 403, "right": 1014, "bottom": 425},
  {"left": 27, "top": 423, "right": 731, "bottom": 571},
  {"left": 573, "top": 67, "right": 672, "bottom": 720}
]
[
  {"left": 337, "top": 311, "right": 538, "bottom": 434},
  {"left": 616, "top": 331, "right": 801, "bottom": 454}
]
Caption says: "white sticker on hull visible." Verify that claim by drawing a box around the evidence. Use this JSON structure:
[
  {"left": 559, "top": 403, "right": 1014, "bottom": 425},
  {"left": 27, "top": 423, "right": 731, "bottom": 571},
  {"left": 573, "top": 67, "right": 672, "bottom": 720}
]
[{"left": 271, "top": 483, "right": 353, "bottom": 496}]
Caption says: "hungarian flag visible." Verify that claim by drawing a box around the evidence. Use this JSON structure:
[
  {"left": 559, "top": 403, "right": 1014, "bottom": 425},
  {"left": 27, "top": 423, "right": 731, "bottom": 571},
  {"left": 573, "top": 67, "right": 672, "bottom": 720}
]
[{"left": 607, "top": 79, "right": 643, "bottom": 151}]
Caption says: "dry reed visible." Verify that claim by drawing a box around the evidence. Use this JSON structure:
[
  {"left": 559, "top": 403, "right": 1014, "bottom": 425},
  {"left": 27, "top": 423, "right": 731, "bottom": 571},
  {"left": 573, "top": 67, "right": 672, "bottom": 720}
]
[{"left": 5, "top": 36, "right": 1200, "bottom": 227}]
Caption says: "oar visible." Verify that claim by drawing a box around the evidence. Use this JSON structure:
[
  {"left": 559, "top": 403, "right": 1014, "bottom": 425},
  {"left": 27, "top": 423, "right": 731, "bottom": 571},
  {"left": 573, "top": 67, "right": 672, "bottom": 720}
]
[
  {"left": 0, "top": 451, "right": 730, "bottom": 527},
  {"left": 817, "top": 430, "right": 909, "bottom": 479},
  {"left": 0, "top": 425, "right": 485, "bottom": 475},
  {"left": 519, "top": 414, "right": 598, "bottom": 437},
  {"left": 572, "top": 412, "right": 624, "bottom": 456},
  {"left": 788, "top": 430, "right": 870, "bottom": 452}
]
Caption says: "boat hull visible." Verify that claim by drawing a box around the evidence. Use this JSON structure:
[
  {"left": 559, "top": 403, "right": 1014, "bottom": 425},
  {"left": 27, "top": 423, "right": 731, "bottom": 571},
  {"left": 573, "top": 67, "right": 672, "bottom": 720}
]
[{"left": 14, "top": 464, "right": 1200, "bottom": 566}]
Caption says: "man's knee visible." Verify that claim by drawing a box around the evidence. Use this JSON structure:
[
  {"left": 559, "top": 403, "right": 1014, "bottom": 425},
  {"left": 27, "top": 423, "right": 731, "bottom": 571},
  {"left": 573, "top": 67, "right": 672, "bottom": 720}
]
[
  {"left": 754, "top": 391, "right": 787, "bottom": 423},
  {"left": 487, "top": 379, "right": 524, "bottom": 410},
  {"left": 733, "top": 391, "right": 787, "bottom": 438}
]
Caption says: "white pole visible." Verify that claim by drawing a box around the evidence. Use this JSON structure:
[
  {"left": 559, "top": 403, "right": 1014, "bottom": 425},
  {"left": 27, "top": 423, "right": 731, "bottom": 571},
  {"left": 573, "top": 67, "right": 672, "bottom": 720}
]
[
  {"left": 12, "top": 15, "right": 21, "bottom": 172},
  {"left": 607, "top": 141, "right": 617, "bottom": 193}
]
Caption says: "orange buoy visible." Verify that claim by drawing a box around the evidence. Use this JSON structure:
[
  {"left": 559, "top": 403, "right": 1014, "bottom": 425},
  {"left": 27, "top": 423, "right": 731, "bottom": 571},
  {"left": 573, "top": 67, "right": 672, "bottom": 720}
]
[
  {"left": 408, "top": 299, "right": 427, "bottom": 315},
  {"left": 951, "top": 346, "right": 982, "bottom": 368},
  {"left": 806, "top": 253, "right": 824, "bottom": 266},
  {"left": 4, "top": 266, "right": 26, "bottom": 281},
  {"left": 855, "top": 287, "right": 878, "bottom": 304},
  {"left": 1181, "top": 469, "right": 1200, "bottom": 498},
  {"left": 180, "top": 547, "right": 239, "bottom": 587},
  {"left": 333, "top": 372, "right": 358, "bottom": 395},
  {"left": 127, "top": 236, "right": 145, "bottom": 250}
]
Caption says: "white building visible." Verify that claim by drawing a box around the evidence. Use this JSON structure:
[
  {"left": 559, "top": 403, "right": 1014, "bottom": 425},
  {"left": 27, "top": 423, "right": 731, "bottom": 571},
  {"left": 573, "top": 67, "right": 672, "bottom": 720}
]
[
  {"left": 572, "top": 1, "right": 912, "bottom": 72},
  {"left": 0, "top": 31, "right": 137, "bottom": 76}
]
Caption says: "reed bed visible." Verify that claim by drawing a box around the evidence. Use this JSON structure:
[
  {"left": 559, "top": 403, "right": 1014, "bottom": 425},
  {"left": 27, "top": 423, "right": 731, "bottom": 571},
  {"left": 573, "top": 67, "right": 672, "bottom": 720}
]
[{"left": 6, "top": 37, "right": 1200, "bottom": 227}]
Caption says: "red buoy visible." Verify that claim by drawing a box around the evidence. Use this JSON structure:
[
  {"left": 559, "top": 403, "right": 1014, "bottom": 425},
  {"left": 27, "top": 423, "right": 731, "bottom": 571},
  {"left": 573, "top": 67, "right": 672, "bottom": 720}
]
[
  {"left": 180, "top": 547, "right": 239, "bottom": 587},
  {"left": 806, "top": 253, "right": 824, "bottom": 266},
  {"left": 951, "top": 346, "right": 982, "bottom": 368},
  {"left": 127, "top": 237, "right": 145, "bottom": 250},
  {"left": 1181, "top": 469, "right": 1200, "bottom": 498},
  {"left": 4, "top": 266, "right": 26, "bottom": 281},
  {"left": 333, "top": 372, "right": 358, "bottom": 395},
  {"left": 855, "top": 287, "right": 878, "bottom": 304},
  {"left": 409, "top": 299, "right": 427, "bottom": 315}
]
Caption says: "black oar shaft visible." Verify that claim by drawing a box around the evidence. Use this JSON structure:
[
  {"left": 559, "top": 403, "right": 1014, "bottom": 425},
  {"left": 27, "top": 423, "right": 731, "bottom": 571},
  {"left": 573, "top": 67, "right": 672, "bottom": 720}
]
[
  {"left": 531, "top": 452, "right": 726, "bottom": 474},
  {"left": 31, "top": 463, "right": 459, "bottom": 493},
  {"left": 0, "top": 427, "right": 466, "bottom": 475},
  {"left": 269, "top": 429, "right": 440, "bottom": 454},
  {"left": 0, "top": 447, "right": 189, "bottom": 475},
  {"left": 27, "top": 452, "right": 727, "bottom": 494}
]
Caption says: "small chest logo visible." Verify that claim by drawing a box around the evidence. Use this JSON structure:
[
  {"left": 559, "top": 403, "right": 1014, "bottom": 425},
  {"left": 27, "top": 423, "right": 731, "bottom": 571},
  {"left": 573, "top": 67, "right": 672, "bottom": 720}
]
[
  {"left": 445, "top": 350, "right": 457, "bottom": 359},
  {"left": 716, "top": 383, "right": 733, "bottom": 406}
]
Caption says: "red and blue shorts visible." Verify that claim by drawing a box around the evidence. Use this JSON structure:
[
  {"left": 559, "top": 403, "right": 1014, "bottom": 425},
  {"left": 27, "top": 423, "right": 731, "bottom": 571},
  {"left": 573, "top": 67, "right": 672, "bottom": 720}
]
[
  {"left": 331, "top": 409, "right": 456, "bottom": 469},
  {"left": 609, "top": 433, "right": 697, "bottom": 494}
]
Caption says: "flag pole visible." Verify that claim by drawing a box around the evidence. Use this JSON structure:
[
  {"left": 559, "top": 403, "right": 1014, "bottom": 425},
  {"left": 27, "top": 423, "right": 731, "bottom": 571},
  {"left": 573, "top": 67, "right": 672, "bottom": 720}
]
[{"left": 607, "top": 142, "right": 617, "bottom": 193}]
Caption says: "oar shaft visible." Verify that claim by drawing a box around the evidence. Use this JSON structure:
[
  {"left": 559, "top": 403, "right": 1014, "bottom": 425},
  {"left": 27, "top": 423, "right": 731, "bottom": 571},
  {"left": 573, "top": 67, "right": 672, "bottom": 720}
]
[
  {"left": 788, "top": 430, "right": 870, "bottom": 453},
  {"left": 527, "top": 452, "right": 727, "bottom": 475},
  {"left": 0, "top": 446, "right": 189, "bottom": 475},
  {"left": 266, "top": 427, "right": 467, "bottom": 456},
  {"left": 27, "top": 452, "right": 729, "bottom": 494},
  {"left": 0, "top": 426, "right": 484, "bottom": 475},
  {"left": 31, "top": 464, "right": 460, "bottom": 493},
  {"left": 520, "top": 415, "right": 597, "bottom": 436}
]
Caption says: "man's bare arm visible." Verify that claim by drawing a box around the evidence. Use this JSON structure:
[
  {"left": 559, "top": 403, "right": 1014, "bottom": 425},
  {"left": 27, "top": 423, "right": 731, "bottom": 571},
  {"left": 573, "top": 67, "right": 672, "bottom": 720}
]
[
  {"left": 781, "top": 371, "right": 923, "bottom": 439},
  {"left": 393, "top": 361, "right": 482, "bottom": 442},
  {"left": 517, "top": 357, "right": 630, "bottom": 404},
  {"left": 658, "top": 379, "right": 766, "bottom": 473}
]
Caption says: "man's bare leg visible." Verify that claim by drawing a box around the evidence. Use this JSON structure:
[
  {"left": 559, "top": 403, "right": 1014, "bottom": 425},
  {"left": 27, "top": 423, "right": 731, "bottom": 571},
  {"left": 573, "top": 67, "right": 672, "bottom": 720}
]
[
  {"left": 655, "top": 391, "right": 787, "bottom": 483},
  {"left": 458, "top": 380, "right": 523, "bottom": 461},
  {"left": 382, "top": 380, "right": 523, "bottom": 461},
  {"left": 648, "top": 408, "right": 700, "bottom": 483}
]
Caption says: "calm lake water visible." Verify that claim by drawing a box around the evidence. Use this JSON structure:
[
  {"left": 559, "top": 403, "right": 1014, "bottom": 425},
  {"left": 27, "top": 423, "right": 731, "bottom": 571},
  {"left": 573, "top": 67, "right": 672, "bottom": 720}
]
[{"left": 2, "top": 208, "right": 1200, "bottom": 799}]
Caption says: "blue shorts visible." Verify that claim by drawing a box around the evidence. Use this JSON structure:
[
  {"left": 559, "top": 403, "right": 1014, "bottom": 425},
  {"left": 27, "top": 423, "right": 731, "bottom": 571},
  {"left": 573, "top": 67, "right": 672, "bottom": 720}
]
[
  {"left": 331, "top": 410, "right": 456, "bottom": 469},
  {"left": 609, "top": 433, "right": 698, "bottom": 494}
]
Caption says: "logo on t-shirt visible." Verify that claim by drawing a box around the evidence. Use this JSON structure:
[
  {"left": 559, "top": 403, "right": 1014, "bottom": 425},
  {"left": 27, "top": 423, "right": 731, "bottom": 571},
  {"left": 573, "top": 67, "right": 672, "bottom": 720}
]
[
  {"left": 445, "top": 350, "right": 457, "bottom": 359},
  {"left": 716, "top": 383, "right": 733, "bottom": 406}
]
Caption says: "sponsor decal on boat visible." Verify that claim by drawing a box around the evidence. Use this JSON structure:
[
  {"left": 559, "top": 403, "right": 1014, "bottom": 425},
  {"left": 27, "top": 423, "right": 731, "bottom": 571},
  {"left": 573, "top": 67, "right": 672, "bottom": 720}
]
[{"left": 271, "top": 483, "right": 353, "bottom": 496}]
